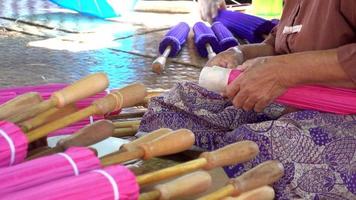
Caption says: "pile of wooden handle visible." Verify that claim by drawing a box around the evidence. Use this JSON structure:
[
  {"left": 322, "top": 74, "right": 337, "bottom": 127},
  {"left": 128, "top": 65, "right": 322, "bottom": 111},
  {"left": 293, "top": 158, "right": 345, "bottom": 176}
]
[{"left": 0, "top": 73, "right": 284, "bottom": 199}]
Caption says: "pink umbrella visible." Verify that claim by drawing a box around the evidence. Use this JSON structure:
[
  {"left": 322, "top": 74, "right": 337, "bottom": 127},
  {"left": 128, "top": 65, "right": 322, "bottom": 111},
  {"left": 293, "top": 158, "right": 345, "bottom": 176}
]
[
  {"left": 3, "top": 165, "right": 139, "bottom": 200},
  {"left": 199, "top": 66, "right": 356, "bottom": 114},
  {"left": 0, "top": 147, "right": 100, "bottom": 195}
]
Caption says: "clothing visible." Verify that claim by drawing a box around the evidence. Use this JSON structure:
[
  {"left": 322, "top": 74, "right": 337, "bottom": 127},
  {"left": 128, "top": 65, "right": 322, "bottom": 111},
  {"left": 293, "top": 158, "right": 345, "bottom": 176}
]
[
  {"left": 139, "top": 82, "right": 356, "bottom": 199},
  {"left": 264, "top": 0, "right": 356, "bottom": 82}
]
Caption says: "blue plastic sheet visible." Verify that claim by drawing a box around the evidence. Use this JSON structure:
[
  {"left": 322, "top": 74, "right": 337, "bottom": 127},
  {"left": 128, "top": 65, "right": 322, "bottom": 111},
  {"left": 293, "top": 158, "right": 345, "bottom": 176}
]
[{"left": 50, "top": 0, "right": 139, "bottom": 18}]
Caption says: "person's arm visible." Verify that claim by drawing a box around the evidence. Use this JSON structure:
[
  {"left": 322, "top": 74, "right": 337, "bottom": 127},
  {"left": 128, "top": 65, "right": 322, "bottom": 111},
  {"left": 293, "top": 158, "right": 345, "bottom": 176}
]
[
  {"left": 206, "top": 26, "right": 277, "bottom": 68},
  {"left": 272, "top": 46, "right": 356, "bottom": 88},
  {"left": 224, "top": 45, "right": 356, "bottom": 112}
]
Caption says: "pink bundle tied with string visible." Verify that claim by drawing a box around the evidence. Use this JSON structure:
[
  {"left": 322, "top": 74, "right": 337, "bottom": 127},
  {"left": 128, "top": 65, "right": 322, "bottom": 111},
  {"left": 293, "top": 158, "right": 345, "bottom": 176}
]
[
  {"left": 199, "top": 66, "right": 356, "bottom": 114},
  {"left": 3, "top": 165, "right": 139, "bottom": 200},
  {"left": 0, "top": 147, "right": 100, "bottom": 195}
]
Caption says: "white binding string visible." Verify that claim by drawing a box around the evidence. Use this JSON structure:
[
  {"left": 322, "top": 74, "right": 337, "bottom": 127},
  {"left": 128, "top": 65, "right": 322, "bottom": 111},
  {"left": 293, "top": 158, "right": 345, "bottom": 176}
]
[
  {"left": 89, "top": 116, "right": 94, "bottom": 124},
  {"left": 0, "top": 128, "right": 16, "bottom": 166},
  {"left": 58, "top": 153, "right": 79, "bottom": 176},
  {"left": 93, "top": 170, "right": 119, "bottom": 200}
]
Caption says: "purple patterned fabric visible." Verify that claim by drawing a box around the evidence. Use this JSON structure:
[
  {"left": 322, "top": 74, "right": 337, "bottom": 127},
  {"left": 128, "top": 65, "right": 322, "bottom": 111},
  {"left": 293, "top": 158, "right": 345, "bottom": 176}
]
[
  {"left": 214, "top": 10, "right": 276, "bottom": 43},
  {"left": 159, "top": 22, "right": 190, "bottom": 57},
  {"left": 193, "top": 22, "right": 220, "bottom": 58},
  {"left": 212, "top": 22, "right": 239, "bottom": 51},
  {"left": 139, "top": 82, "right": 356, "bottom": 200}
]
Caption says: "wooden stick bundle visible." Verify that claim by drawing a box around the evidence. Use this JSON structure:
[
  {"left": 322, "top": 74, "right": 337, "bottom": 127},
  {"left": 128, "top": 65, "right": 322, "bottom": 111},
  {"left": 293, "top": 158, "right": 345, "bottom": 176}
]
[
  {"left": 198, "top": 160, "right": 284, "bottom": 200},
  {"left": 136, "top": 141, "right": 259, "bottom": 186},
  {"left": 139, "top": 171, "right": 212, "bottom": 200},
  {"left": 8, "top": 73, "right": 109, "bottom": 124},
  {"left": 100, "top": 129, "right": 195, "bottom": 166}
]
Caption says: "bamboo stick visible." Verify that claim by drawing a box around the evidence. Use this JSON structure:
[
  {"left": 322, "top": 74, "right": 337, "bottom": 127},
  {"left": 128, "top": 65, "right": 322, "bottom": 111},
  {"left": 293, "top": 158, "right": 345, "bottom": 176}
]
[
  {"left": 113, "top": 120, "right": 141, "bottom": 128},
  {"left": 112, "top": 125, "right": 140, "bottom": 137},
  {"left": 222, "top": 186, "right": 275, "bottom": 200}
]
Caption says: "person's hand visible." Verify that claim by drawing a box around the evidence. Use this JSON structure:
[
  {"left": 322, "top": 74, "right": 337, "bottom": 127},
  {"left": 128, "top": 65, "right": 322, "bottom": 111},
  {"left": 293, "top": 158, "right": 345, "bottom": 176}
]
[
  {"left": 206, "top": 47, "right": 244, "bottom": 68},
  {"left": 198, "top": 0, "right": 226, "bottom": 24},
  {"left": 223, "top": 56, "right": 291, "bottom": 112}
]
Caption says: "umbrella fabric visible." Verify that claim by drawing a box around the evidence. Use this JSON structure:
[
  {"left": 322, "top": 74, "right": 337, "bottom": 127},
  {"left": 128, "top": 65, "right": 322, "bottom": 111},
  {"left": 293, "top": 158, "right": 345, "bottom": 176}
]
[
  {"left": 0, "top": 121, "right": 28, "bottom": 167},
  {"left": 214, "top": 10, "right": 276, "bottom": 43},
  {"left": 0, "top": 147, "right": 100, "bottom": 195},
  {"left": 193, "top": 22, "right": 220, "bottom": 58},
  {"left": 159, "top": 22, "right": 190, "bottom": 57},
  {"left": 3, "top": 165, "right": 139, "bottom": 200},
  {"left": 211, "top": 21, "right": 239, "bottom": 51}
]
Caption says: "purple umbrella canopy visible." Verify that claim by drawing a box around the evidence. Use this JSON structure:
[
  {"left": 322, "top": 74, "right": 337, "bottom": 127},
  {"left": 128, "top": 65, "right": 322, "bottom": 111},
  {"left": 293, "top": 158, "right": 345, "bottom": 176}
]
[
  {"left": 158, "top": 22, "right": 190, "bottom": 57},
  {"left": 214, "top": 10, "right": 276, "bottom": 43},
  {"left": 193, "top": 22, "right": 220, "bottom": 58},
  {"left": 211, "top": 21, "right": 239, "bottom": 51}
]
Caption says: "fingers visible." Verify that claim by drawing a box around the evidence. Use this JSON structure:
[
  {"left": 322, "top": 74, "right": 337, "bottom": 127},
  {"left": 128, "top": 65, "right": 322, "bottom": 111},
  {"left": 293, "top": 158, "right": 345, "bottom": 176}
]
[{"left": 224, "top": 79, "right": 240, "bottom": 99}]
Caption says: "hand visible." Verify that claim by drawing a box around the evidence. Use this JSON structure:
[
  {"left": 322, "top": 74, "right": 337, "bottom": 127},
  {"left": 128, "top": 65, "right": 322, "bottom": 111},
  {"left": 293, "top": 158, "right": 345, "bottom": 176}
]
[
  {"left": 206, "top": 47, "right": 244, "bottom": 68},
  {"left": 223, "top": 57, "right": 291, "bottom": 112},
  {"left": 198, "top": 0, "right": 226, "bottom": 24}
]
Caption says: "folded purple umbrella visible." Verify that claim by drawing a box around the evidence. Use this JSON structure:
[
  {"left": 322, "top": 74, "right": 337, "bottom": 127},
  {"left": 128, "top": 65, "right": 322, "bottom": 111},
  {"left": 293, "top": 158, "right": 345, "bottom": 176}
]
[
  {"left": 211, "top": 21, "right": 239, "bottom": 51},
  {"left": 158, "top": 22, "right": 190, "bottom": 57},
  {"left": 214, "top": 10, "right": 276, "bottom": 43},
  {"left": 193, "top": 22, "right": 220, "bottom": 58}
]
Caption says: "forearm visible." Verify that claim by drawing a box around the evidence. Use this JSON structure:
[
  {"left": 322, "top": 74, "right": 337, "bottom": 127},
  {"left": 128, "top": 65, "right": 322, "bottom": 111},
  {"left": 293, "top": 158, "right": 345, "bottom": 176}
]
[
  {"left": 274, "top": 49, "right": 356, "bottom": 88},
  {"left": 238, "top": 43, "right": 275, "bottom": 62}
]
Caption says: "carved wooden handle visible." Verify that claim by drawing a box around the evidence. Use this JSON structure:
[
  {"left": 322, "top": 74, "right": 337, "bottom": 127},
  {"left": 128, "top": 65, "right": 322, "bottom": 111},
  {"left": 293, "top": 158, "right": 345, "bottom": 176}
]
[
  {"left": 0, "top": 92, "right": 42, "bottom": 120},
  {"left": 200, "top": 141, "right": 259, "bottom": 170},
  {"left": 57, "top": 120, "right": 115, "bottom": 149},
  {"left": 93, "top": 83, "right": 147, "bottom": 115},
  {"left": 155, "top": 171, "right": 212, "bottom": 200},
  {"left": 52, "top": 73, "right": 109, "bottom": 107},
  {"left": 139, "top": 129, "right": 195, "bottom": 160},
  {"left": 231, "top": 160, "right": 284, "bottom": 195},
  {"left": 122, "top": 128, "right": 172, "bottom": 152},
  {"left": 112, "top": 125, "right": 140, "bottom": 137},
  {"left": 222, "top": 186, "right": 275, "bottom": 200}
]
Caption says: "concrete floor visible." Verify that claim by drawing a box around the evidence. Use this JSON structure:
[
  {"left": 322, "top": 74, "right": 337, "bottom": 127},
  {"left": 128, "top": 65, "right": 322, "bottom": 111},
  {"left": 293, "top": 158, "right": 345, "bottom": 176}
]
[{"left": 0, "top": 2, "right": 229, "bottom": 198}]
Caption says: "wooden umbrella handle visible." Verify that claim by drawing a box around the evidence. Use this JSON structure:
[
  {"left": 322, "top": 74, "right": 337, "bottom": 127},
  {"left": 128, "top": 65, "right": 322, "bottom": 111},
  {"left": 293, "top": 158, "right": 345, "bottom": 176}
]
[
  {"left": 26, "top": 83, "right": 146, "bottom": 143},
  {"left": 113, "top": 120, "right": 141, "bottom": 128},
  {"left": 20, "top": 104, "right": 78, "bottom": 132},
  {"left": 51, "top": 73, "right": 109, "bottom": 107},
  {"left": 0, "top": 92, "right": 42, "bottom": 120},
  {"left": 230, "top": 160, "right": 284, "bottom": 195},
  {"left": 199, "top": 160, "right": 284, "bottom": 199},
  {"left": 93, "top": 83, "right": 147, "bottom": 115},
  {"left": 122, "top": 128, "right": 172, "bottom": 152},
  {"left": 112, "top": 126, "right": 140, "bottom": 138},
  {"left": 152, "top": 46, "right": 171, "bottom": 74},
  {"left": 57, "top": 120, "right": 115, "bottom": 149},
  {"left": 155, "top": 171, "right": 212, "bottom": 200},
  {"left": 200, "top": 141, "right": 259, "bottom": 170},
  {"left": 139, "top": 129, "right": 195, "bottom": 160},
  {"left": 26, "top": 146, "right": 62, "bottom": 160},
  {"left": 222, "top": 186, "right": 275, "bottom": 200}
]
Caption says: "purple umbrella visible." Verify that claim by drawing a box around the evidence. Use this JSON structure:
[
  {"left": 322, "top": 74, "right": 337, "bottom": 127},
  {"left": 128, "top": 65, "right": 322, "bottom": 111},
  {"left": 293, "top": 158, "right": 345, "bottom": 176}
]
[
  {"left": 152, "top": 22, "right": 190, "bottom": 74},
  {"left": 211, "top": 21, "right": 239, "bottom": 51},
  {"left": 193, "top": 22, "right": 220, "bottom": 59},
  {"left": 214, "top": 10, "right": 276, "bottom": 43}
]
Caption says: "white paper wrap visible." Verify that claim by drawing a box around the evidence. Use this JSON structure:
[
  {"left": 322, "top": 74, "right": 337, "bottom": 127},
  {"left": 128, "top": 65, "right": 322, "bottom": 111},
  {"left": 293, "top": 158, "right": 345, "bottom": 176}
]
[{"left": 198, "top": 66, "right": 232, "bottom": 92}]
